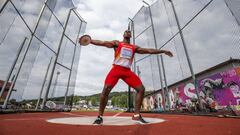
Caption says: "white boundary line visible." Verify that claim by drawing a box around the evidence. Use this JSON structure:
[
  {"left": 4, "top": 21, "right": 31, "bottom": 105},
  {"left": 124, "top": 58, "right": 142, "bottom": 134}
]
[
  {"left": 112, "top": 112, "right": 123, "bottom": 117},
  {"left": 2, "top": 112, "right": 87, "bottom": 121},
  {"left": 3, "top": 118, "right": 46, "bottom": 121},
  {"left": 61, "top": 112, "right": 88, "bottom": 117}
]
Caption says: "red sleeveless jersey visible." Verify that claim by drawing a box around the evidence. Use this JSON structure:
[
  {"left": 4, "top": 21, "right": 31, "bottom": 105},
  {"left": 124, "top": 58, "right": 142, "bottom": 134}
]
[{"left": 113, "top": 42, "right": 136, "bottom": 68}]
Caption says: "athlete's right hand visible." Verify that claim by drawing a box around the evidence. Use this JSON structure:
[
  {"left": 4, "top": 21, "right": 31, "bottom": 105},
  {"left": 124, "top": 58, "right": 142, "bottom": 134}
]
[{"left": 79, "top": 35, "right": 91, "bottom": 46}]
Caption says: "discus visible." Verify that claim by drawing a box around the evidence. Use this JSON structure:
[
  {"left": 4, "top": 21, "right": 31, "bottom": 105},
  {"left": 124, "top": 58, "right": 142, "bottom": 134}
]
[{"left": 79, "top": 35, "right": 91, "bottom": 46}]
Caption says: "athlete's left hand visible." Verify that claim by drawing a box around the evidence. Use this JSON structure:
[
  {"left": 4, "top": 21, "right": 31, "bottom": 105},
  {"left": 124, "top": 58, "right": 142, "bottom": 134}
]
[{"left": 164, "top": 50, "right": 173, "bottom": 57}]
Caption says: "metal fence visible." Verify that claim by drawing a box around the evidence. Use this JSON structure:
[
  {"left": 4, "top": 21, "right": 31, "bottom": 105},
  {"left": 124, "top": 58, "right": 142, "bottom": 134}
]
[
  {"left": 130, "top": 0, "right": 240, "bottom": 110},
  {"left": 0, "top": 0, "right": 86, "bottom": 111}
]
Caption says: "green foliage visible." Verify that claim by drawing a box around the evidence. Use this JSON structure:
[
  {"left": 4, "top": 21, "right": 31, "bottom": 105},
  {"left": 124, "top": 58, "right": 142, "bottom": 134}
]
[
  {"left": 73, "top": 91, "right": 130, "bottom": 108},
  {"left": 90, "top": 96, "right": 98, "bottom": 106},
  {"left": 9, "top": 99, "right": 17, "bottom": 105},
  {"left": 119, "top": 94, "right": 128, "bottom": 108},
  {"left": 111, "top": 92, "right": 128, "bottom": 108},
  {"left": 17, "top": 90, "right": 152, "bottom": 108},
  {"left": 72, "top": 96, "right": 80, "bottom": 104}
]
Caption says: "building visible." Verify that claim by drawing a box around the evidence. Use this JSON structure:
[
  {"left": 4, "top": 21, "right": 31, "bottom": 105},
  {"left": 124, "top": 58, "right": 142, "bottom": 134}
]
[
  {"left": 0, "top": 80, "right": 11, "bottom": 101},
  {"left": 143, "top": 59, "right": 240, "bottom": 112}
]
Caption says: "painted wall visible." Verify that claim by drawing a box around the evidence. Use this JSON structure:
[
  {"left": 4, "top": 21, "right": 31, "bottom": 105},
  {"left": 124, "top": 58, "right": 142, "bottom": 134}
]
[{"left": 143, "top": 67, "right": 240, "bottom": 112}]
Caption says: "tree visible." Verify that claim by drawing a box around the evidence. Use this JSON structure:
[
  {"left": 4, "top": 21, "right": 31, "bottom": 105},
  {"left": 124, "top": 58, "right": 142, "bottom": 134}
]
[
  {"left": 119, "top": 94, "right": 128, "bottom": 108},
  {"left": 72, "top": 96, "right": 80, "bottom": 105},
  {"left": 91, "top": 97, "right": 98, "bottom": 106},
  {"left": 111, "top": 96, "right": 117, "bottom": 106}
]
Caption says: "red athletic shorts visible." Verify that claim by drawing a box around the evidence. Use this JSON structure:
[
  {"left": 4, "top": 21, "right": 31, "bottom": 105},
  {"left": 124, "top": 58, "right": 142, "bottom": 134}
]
[{"left": 105, "top": 65, "right": 143, "bottom": 88}]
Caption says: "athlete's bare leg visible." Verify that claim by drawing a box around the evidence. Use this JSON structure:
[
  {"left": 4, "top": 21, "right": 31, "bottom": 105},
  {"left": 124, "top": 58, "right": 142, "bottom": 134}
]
[
  {"left": 134, "top": 85, "right": 145, "bottom": 115},
  {"left": 131, "top": 85, "right": 148, "bottom": 123},
  {"left": 99, "top": 85, "right": 113, "bottom": 116},
  {"left": 93, "top": 85, "right": 113, "bottom": 124}
]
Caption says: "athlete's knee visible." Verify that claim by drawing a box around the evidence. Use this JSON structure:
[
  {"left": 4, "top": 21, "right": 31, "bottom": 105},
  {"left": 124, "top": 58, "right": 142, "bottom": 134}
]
[
  {"left": 101, "top": 85, "right": 113, "bottom": 96},
  {"left": 139, "top": 86, "right": 145, "bottom": 93},
  {"left": 135, "top": 85, "right": 145, "bottom": 93}
]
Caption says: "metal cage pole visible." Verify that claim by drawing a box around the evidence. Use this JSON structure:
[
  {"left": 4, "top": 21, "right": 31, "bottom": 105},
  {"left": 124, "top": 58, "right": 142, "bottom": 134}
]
[
  {"left": 143, "top": 1, "right": 168, "bottom": 111},
  {"left": 131, "top": 18, "right": 136, "bottom": 112},
  {"left": 128, "top": 18, "right": 137, "bottom": 73},
  {"left": 7, "top": 0, "right": 49, "bottom": 110},
  {"left": 0, "top": 37, "right": 27, "bottom": 101},
  {"left": 0, "top": 0, "right": 9, "bottom": 14},
  {"left": 50, "top": 71, "right": 60, "bottom": 98},
  {"left": 1, "top": 0, "right": 49, "bottom": 109},
  {"left": 160, "top": 55, "right": 170, "bottom": 109},
  {"left": 127, "top": 18, "right": 136, "bottom": 112},
  {"left": 42, "top": 8, "right": 74, "bottom": 109},
  {"left": 168, "top": 0, "right": 202, "bottom": 109},
  {"left": 224, "top": 0, "right": 240, "bottom": 26},
  {"left": 64, "top": 16, "right": 83, "bottom": 106},
  {"left": 2, "top": 38, "right": 32, "bottom": 109},
  {"left": 35, "top": 57, "right": 53, "bottom": 110}
]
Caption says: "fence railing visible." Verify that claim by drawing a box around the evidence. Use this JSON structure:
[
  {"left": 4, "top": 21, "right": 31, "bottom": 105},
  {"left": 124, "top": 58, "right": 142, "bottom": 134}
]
[
  {"left": 130, "top": 0, "right": 240, "bottom": 112},
  {"left": 0, "top": 0, "right": 86, "bottom": 111}
]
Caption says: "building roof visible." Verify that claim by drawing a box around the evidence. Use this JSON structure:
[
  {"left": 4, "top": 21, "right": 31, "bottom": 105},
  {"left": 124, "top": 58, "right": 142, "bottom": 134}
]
[{"left": 0, "top": 80, "right": 12, "bottom": 91}]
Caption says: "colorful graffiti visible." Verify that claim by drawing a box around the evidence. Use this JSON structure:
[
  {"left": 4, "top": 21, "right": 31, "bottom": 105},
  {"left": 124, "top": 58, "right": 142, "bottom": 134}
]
[
  {"left": 142, "top": 67, "right": 240, "bottom": 112},
  {"left": 198, "top": 67, "right": 240, "bottom": 107},
  {"left": 142, "top": 91, "right": 165, "bottom": 111}
]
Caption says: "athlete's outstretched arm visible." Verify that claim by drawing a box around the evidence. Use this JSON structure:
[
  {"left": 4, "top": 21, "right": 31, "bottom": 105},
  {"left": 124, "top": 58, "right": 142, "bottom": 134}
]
[
  {"left": 90, "top": 39, "right": 119, "bottom": 48},
  {"left": 135, "top": 46, "right": 173, "bottom": 57}
]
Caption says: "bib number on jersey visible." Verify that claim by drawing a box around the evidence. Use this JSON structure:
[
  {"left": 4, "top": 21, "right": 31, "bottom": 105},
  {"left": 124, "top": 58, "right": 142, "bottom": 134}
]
[{"left": 120, "top": 47, "right": 133, "bottom": 59}]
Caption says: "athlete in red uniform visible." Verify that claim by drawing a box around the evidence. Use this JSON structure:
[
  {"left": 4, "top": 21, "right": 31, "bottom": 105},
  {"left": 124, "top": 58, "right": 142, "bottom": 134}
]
[{"left": 83, "top": 30, "right": 173, "bottom": 124}]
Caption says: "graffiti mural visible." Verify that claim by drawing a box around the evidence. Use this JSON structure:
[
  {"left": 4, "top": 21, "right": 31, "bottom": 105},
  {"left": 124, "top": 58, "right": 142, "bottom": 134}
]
[
  {"left": 142, "top": 67, "right": 240, "bottom": 112},
  {"left": 142, "top": 91, "right": 165, "bottom": 111},
  {"left": 156, "top": 91, "right": 164, "bottom": 111},
  {"left": 198, "top": 67, "right": 240, "bottom": 108}
]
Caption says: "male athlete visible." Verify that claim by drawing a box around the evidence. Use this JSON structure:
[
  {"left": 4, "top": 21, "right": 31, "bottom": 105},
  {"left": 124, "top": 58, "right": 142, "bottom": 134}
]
[{"left": 80, "top": 30, "right": 173, "bottom": 124}]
